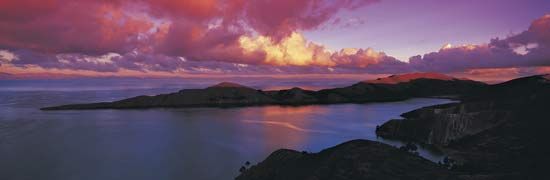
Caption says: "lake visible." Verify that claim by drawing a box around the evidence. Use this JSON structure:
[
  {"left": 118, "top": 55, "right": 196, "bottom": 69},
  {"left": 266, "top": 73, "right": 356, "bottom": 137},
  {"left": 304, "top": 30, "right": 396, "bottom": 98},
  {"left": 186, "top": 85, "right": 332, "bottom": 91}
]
[{"left": 0, "top": 79, "right": 454, "bottom": 180}]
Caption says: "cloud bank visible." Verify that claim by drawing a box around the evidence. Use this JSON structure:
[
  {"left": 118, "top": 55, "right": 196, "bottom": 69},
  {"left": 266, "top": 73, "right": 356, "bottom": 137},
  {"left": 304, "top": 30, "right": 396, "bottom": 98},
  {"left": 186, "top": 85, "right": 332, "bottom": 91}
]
[
  {"left": 0, "top": 1, "right": 549, "bottom": 78},
  {"left": 410, "top": 14, "right": 550, "bottom": 73}
]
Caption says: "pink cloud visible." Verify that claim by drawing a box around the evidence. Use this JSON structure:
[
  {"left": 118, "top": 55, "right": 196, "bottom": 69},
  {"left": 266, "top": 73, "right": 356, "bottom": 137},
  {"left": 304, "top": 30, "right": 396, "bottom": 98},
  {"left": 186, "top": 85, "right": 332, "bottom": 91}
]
[
  {"left": 0, "top": 0, "right": 376, "bottom": 56},
  {"left": 0, "top": 1, "right": 155, "bottom": 54},
  {"left": 243, "top": 0, "right": 378, "bottom": 40},
  {"left": 0, "top": 1, "right": 549, "bottom": 79},
  {"left": 410, "top": 14, "right": 550, "bottom": 73}
]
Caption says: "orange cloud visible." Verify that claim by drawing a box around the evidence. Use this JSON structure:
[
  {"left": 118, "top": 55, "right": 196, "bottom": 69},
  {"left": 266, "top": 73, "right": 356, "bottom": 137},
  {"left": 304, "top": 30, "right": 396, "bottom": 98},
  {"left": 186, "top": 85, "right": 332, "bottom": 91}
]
[
  {"left": 239, "top": 32, "right": 333, "bottom": 66},
  {"left": 1, "top": 1, "right": 549, "bottom": 81},
  {"left": 238, "top": 32, "right": 403, "bottom": 69}
]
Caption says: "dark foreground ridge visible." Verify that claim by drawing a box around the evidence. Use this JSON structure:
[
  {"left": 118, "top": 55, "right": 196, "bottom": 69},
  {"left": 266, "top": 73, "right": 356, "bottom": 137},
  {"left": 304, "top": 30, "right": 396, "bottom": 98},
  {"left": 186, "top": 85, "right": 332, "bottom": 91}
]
[
  {"left": 41, "top": 72, "right": 485, "bottom": 110},
  {"left": 236, "top": 139, "right": 458, "bottom": 180},
  {"left": 237, "top": 74, "right": 550, "bottom": 180}
]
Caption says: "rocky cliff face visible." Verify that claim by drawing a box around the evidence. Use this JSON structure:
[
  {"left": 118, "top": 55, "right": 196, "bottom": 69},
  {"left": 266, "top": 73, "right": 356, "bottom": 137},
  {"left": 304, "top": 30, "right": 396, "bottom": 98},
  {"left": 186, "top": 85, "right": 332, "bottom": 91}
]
[
  {"left": 376, "top": 74, "right": 550, "bottom": 177},
  {"left": 377, "top": 74, "right": 550, "bottom": 146},
  {"left": 376, "top": 101, "right": 512, "bottom": 145}
]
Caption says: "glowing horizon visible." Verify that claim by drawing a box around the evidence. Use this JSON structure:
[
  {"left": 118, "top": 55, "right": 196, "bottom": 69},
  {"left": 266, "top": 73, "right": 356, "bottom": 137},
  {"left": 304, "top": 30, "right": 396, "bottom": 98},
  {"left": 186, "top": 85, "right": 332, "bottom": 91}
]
[{"left": 1, "top": 0, "right": 549, "bottom": 82}]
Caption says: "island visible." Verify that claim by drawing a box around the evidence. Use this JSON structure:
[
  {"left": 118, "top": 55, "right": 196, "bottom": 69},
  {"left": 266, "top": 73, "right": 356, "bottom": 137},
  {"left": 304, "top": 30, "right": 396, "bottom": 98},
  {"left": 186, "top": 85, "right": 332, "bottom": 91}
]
[{"left": 41, "top": 72, "right": 485, "bottom": 110}]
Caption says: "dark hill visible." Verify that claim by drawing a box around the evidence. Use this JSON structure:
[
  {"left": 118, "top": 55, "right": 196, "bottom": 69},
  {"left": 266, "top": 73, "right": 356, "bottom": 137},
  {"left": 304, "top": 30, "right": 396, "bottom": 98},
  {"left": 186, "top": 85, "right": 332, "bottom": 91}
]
[
  {"left": 236, "top": 140, "right": 457, "bottom": 180},
  {"left": 375, "top": 74, "right": 550, "bottom": 178},
  {"left": 41, "top": 73, "right": 486, "bottom": 110}
]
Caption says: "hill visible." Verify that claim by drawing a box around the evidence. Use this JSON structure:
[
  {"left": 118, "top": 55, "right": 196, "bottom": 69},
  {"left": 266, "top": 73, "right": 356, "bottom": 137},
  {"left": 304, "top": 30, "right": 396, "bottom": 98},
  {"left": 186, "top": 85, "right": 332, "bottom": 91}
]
[{"left": 41, "top": 73, "right": 486, "bottom": 110}]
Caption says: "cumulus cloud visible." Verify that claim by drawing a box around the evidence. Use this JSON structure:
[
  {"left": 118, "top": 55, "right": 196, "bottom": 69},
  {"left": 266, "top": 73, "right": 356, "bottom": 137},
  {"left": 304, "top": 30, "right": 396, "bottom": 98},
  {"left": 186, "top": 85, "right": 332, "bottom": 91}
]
[
  {"left": 1, "top": 48, "right": 374, "bottom": 74},
  {"left": 238, "top": 32, "right": 334, "bottom": 66},
  {"left": 410, "top": 14, "right": 550, "bottom": 73},
  {"left": 0, "top": 0, "right": 156, "bottom": 54},
  {"left": 0, "top": 0, "right": 407, "bottom": 74},
  {"left": 0, "top": 0, "right": 376, "bottom": 57},
  {"left": 243, "top": 0, "right": 379, "bottom": 39},
  {"left": 0, "top": 1, "right": 549, "bottom": 78},
  {"left": 236, "top": 32, "right": 410, "bottom": 73}
]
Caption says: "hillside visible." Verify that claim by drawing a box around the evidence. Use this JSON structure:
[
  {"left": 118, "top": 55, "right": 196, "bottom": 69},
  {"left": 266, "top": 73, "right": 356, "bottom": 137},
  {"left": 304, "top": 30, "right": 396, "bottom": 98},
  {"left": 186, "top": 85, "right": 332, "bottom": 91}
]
[{"left": 41, "top": 73, "right": 486, "bottom": 110}]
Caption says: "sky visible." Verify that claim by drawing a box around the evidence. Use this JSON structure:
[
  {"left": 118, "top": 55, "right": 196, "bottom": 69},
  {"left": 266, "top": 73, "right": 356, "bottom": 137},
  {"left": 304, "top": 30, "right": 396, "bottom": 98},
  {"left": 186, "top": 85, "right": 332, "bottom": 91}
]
[{"left": 0, "top": 0, "right": 549, "bottom": 82}]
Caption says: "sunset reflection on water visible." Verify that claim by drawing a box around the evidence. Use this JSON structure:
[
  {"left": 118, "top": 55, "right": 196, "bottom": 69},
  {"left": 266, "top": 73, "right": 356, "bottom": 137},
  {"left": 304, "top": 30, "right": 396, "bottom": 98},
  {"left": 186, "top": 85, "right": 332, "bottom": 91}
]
[
  {"left": 241, "top": 105, "right": 332, "bottom": 151},
  {"left": 1, "top": 88, "right": 453, "bottom": 180}
]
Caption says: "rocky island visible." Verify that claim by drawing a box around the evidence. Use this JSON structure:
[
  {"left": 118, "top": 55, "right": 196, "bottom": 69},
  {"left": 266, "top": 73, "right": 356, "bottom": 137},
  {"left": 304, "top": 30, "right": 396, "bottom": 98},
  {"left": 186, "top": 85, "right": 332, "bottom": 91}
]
[{"left": 41, "top": 73, "right": 485, "bottom": 110}]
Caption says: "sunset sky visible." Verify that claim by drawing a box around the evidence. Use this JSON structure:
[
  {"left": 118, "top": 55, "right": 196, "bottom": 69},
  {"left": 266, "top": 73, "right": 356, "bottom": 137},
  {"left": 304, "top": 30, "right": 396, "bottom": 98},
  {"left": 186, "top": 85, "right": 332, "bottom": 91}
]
[{"left": 0, "top": 0, "right": 549, "bottom": 82}]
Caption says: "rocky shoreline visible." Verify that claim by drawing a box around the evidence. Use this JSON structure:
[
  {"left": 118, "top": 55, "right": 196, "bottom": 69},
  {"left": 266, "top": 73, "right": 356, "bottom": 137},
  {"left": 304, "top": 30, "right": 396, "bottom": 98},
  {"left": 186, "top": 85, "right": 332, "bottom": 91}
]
[
  {"left": 238, "top": 74, "right": 550, "bottom": 179},
  {"left": 375, "top": 101, "right": 512, "bottom": 146},
  {"left": 374, "top": 74, "right": 550, "bottom": 177}
]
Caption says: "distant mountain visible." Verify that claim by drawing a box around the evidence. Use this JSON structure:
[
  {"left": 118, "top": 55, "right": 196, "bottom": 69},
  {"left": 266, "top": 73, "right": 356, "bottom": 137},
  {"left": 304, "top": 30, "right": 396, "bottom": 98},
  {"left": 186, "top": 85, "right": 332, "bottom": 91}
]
[
  {"left": 318, "top": 72, "right": 485, "bottom": 102},
  {"left": 41, "top": 73, "right": 487, "bottom": 110},
  {"left": 209, "top": 82, "right": 253, "bottom": 88},
  {"left": 363, "top": 72, "right": 463, "bottom": 84}
]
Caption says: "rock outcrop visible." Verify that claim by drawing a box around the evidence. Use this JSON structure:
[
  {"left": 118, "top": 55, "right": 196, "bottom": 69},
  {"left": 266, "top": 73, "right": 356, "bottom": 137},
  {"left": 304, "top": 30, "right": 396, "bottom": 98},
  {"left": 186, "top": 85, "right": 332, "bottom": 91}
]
[
  {"left": 236, "top": 140, "right": 456, "bottom": 180},
  {"left": 41, "top": 73, "right": 486, "bottom": 110},
  {"left": 376, "top": 102, "right": 512, "bottom": 145},
  {"left": 376, "top": 74, "right": 550, "bottom": 177}
]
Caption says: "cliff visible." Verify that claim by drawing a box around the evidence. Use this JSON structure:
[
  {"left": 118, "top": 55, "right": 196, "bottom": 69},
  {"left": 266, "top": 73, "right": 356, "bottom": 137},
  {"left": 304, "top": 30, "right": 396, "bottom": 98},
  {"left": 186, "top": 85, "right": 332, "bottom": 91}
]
[
  {"left": 376, "top": 102, "right": 512, "bottom": 145},
  {"left": 375, "top": 74, "right": 550, "bottom": 177}
]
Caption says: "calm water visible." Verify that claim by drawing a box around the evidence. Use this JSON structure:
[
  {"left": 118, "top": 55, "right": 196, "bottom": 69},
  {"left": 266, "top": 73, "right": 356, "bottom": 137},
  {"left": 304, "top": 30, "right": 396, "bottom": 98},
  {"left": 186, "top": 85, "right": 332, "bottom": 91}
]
[{"left": 0, "top": 79, "right": 453, "bottom": 180}]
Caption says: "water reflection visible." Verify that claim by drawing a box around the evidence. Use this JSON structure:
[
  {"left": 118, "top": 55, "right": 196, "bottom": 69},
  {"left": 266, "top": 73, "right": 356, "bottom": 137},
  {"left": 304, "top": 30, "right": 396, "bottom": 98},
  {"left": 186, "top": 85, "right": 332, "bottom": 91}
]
[
  {"left": 0, "top": 89, "right": 454, "bottom": 180},
  {"left": 242, "top": 120, "right": 336, "bottom": 134}
]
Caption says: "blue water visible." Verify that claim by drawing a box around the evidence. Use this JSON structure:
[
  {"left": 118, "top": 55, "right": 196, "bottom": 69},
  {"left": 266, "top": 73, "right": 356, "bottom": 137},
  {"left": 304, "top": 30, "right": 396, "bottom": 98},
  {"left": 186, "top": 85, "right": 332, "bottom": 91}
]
[{"left": 0, "top": 79, "right": 453, "bottom": 180}]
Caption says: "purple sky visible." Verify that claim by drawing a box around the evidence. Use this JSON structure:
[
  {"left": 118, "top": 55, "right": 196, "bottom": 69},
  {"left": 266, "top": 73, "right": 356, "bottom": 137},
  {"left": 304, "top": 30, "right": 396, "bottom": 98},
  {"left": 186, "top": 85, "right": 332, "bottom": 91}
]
[
  {"left": 306, "top": 0, "right": 550, "bottom": 61},
  {"left": 0, "top": 0, "right": 549, "bottom": 82}
]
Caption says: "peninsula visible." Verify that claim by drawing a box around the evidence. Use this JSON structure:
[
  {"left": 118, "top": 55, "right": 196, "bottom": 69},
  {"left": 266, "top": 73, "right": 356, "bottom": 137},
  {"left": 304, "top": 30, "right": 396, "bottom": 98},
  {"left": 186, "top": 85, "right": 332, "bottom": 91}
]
[{"left": 41, "top": 73, "right": 485, "bottom": 110}]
